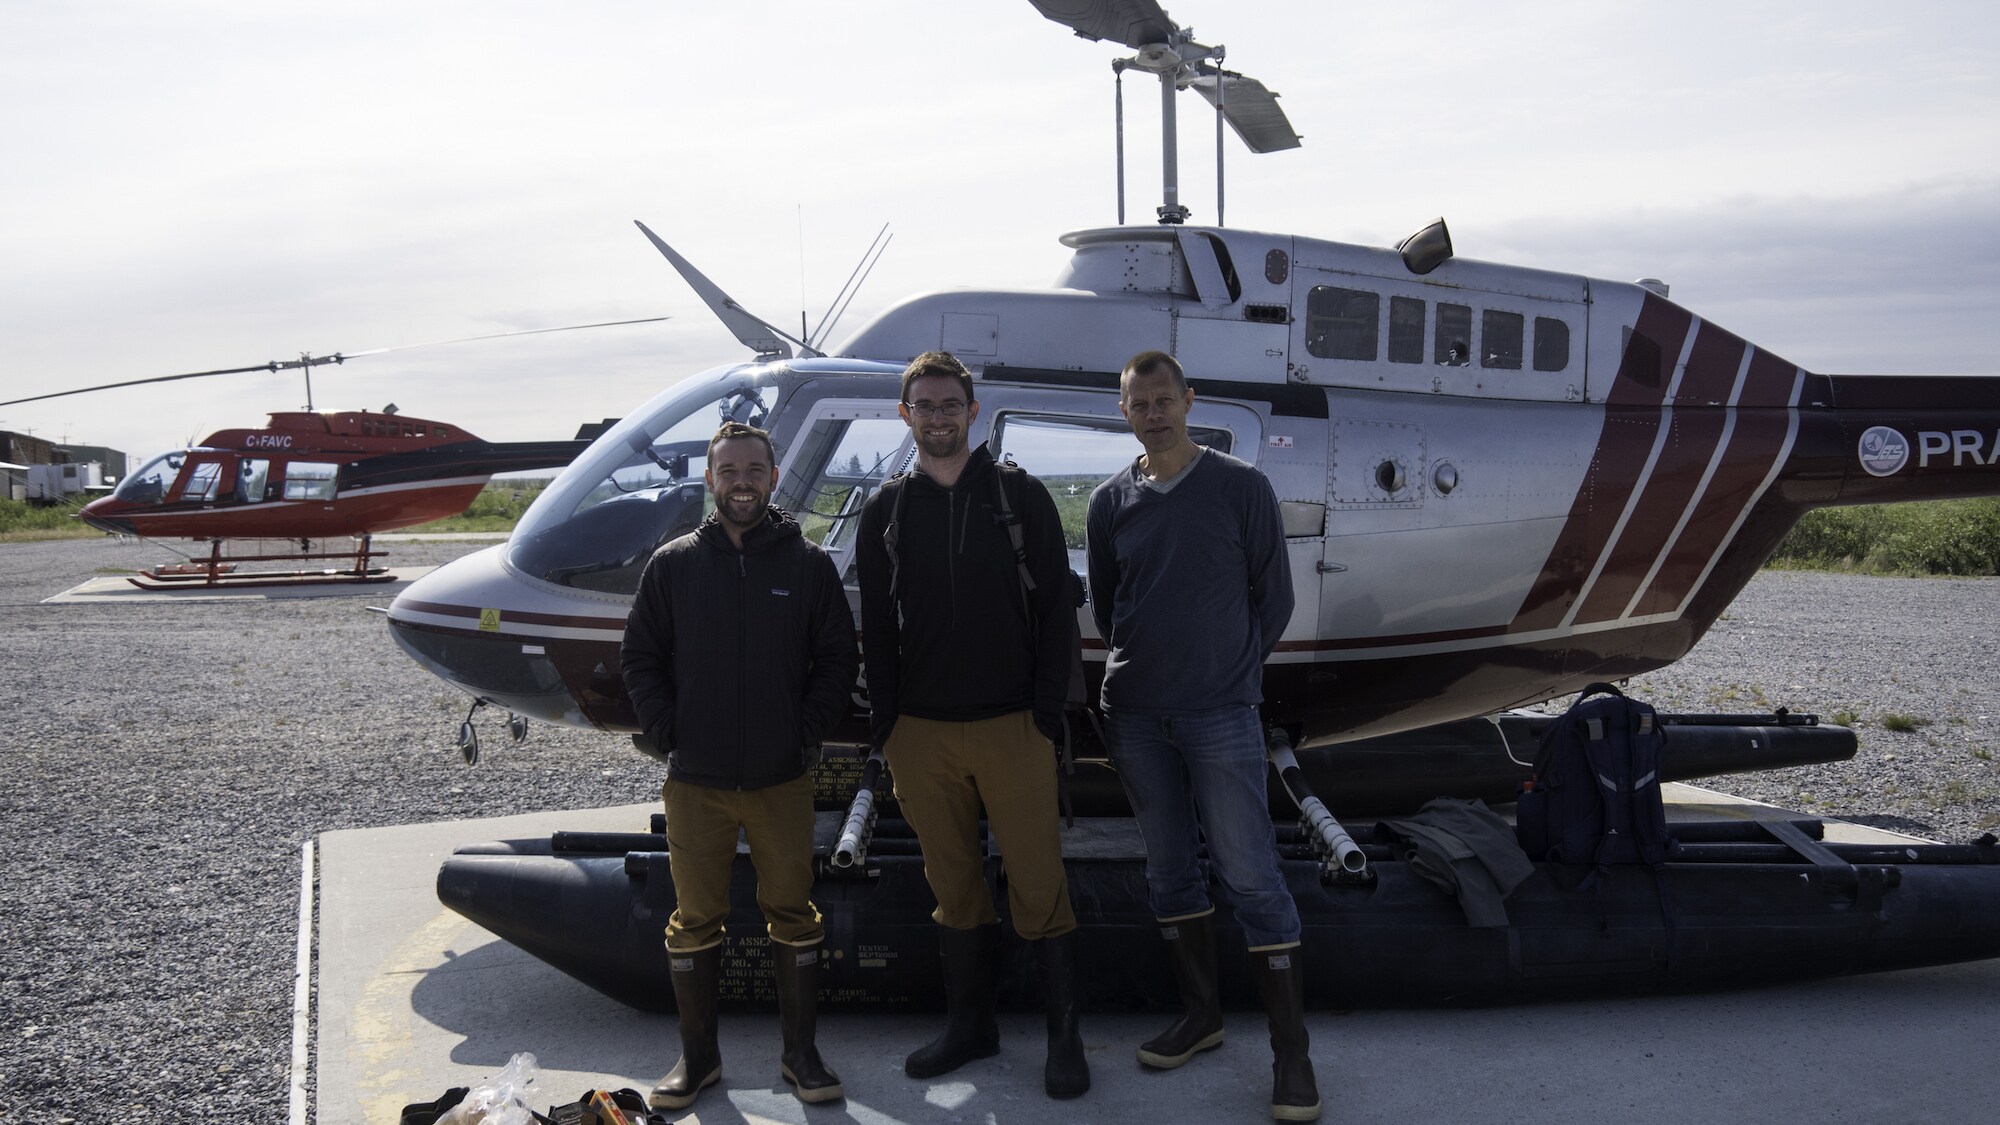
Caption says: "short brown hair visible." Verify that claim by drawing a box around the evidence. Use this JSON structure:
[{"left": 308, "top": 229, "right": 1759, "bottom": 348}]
[
  {"left": 707, "top": 420, "right": 775, "bottom": 466},
  {"left": 900, "top": 350, "right": 975, "bottom": 406},
  {"left": 1121, "top": 350, "right": 1188, "bottom": 394}
]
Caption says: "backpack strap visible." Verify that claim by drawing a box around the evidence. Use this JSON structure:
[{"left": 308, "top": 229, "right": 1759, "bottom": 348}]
[
  {"left": 991, "top": 458, "right": 1037, "bottom": 594},
  {"left": 880, "top": 473, "right": 910, "bottom": 624}
]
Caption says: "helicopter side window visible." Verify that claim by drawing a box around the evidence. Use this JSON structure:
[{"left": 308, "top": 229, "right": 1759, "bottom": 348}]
[
  {"left": 179, "top": 461, "right": 224, "bottom": 502},
  {"left": 1435, "top": 303, "right": 1473, "bottom": 366},
  {"left": 1534, "top": 317, "right": 1571, "bottom": 372},
  {"left": 1388, "top": 296, "right": 1425, "bottom": 364},
  {"left": 238, "top": 459, "right": 271, "bottom": 503},
  {"left": 283, "top": 462, "right": 339, "bottom": 501},
  {"left": 1305, "top": 286, "right": 1380, "bottom": 361},
  {"left": 991, "top": 413, "right": 1232, "bottom": 571},
  {"left": 1481, "top": 310, "right": 1524, "bottom": 370},
  {"left": 775, "top": 416, "right": 913, "bottom": 552}
]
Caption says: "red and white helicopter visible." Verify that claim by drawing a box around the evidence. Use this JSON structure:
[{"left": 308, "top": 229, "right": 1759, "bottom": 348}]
[
  {"left": 384, "top": 1, "right": 2000, "bottom": 797},
  {"left": 8, "top": 322, "right": 660, "bottom": 588}
]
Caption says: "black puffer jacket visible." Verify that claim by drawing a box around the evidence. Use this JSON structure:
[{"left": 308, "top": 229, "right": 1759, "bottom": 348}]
[{"left": 620, "top": 508, "right": 857, "bottom": 790}]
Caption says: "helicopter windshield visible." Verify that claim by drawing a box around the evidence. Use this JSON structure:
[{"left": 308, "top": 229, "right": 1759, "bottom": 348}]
[
  {"left": 111, "top": 450, "right": 193, "bottom": 505},
  {"left": 507, "top": 364, "right": 781, "bottom": 595}
]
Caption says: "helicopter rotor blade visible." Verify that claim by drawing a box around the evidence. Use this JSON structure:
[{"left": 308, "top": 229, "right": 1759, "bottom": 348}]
[
  {"left": 0, "top": 316, "right": 671, "bottom": 409},
  {"left": 1027, "top": 0, "right": 1177, "bottom": 50},
  {"left": 1189, "top": 73, "right": 1302, "bottom": 153}
]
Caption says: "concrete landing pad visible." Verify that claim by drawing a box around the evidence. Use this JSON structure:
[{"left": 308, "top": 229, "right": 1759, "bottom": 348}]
[
  {"left": 44, "top": 566, "right": 438, "bottom": 603},
  {"left": 316, "top": 789, "right": 2000, "bottom": 1125}
]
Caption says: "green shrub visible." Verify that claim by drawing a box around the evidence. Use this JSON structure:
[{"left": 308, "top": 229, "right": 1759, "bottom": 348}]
[{"left": 1773, "top": 498, "right": 2000, "bottom": 575}]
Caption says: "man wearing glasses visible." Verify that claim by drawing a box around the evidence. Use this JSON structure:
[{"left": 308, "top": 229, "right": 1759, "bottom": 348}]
[{"left": 855, "top": 350, "right": 1088, "bottom": 1100}]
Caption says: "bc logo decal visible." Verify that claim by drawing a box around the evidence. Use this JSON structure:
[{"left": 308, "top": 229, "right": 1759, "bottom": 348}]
[{"left": 1858, "top": 426, "right": 1910, "bottom": 477}]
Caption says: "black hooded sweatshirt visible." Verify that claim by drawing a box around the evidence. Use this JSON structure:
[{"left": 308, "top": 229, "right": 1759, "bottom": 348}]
[
  {"left": 620, "top": 507, "right": 857, "bottom": 790},
  {"left": 855, "top": 446, "right": 1073, "bottom": 749}
]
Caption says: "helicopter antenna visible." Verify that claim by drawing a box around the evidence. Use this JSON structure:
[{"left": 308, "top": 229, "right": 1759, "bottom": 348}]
[
  {"left": 1031, "top": 0, "right": 1300, "bottom": 226},
  {"left": 809, "top": 223, "right": 892, "bottom": 351}
]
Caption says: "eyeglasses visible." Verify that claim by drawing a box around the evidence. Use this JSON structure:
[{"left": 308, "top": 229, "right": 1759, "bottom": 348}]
[{"left": 903, "top": 400, "right": 968, "bottom": 420}]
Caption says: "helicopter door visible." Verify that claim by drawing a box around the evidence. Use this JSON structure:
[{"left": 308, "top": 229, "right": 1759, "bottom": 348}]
[
  {"left": 170, "top": 454, "right": 231, "bottom": 505},
  {"left": 771, "top": 401, "right": 914, "bottom": 579}
]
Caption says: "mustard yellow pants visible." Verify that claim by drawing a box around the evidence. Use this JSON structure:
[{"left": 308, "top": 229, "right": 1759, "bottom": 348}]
[
  {"left": 662, "top": 773, "right": 823, "bottom": 952},
  {"left": 885, "top": 711, "right": 1077, "bottom": 940}
]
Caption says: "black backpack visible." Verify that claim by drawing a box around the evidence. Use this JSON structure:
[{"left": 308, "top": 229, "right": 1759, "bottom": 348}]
[{"left": 1516, "top": 683, "right": 1676, "bottom": 880}]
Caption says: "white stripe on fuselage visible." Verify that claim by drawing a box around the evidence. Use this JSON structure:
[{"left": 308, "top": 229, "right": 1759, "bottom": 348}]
[
  {"left": 1559, "top": 318, "right": 1702, "bottom": 631},
  {"left": 1620, "top": 344, "right": 1758, "bottom": 620}
]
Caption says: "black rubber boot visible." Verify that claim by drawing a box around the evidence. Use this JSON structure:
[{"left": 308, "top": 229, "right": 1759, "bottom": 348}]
[
  {"left": 649, "top": 945, "right": 724, "bottom": 1111},
  {"left": 1136, "top": 912, "right": 1226, "bottom": 1069},
  {"left": 1249, "top": 946, "right": 1321, "bottom": 1123},
  {"left": 1031, "top": 931, "right": 1090, "bottom": 1099},
  {"left": 904, "top": 923, "right": 1001, "bottom": 1079},
  {"left": 773, "top": 941, "right": 844, "bottom": 1103}
]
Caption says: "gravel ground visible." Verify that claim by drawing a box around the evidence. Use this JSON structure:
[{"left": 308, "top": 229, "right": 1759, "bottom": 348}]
[{"left": 1, "top": 535, "right": 1996, "bottom": 1122}]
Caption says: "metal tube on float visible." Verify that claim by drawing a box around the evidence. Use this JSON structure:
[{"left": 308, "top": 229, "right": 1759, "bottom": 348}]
[
  {"left": 831, "top": 750, "right": 886, "bottom": 868},
  {"left": 1267, "top": 727, "right": 1368, "bottom": 876}
]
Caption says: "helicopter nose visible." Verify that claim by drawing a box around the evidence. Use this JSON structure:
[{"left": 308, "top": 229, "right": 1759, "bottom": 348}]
[
  {"left": 76, "top": 500, "right": 134, "bottom": 536},
  {"left": 385, "top": 543, "right": 631, "bottom": 728}
]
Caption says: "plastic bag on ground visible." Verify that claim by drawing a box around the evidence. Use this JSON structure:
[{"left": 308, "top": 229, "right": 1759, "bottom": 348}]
[{"left": 437, "top": 1051, "right": 540, "bottom": 1125}]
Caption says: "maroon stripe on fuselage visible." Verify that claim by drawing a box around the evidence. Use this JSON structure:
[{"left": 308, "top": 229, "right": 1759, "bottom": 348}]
[
  {"left": 1509, "top": 295, "right": 1692, "bottom": 632},
  {"left": 1632, "top": 348, "right": 1801, "bottom": 615},
  {"left": 1570, "top": 322, "right": 1745, "bottom": 623}
]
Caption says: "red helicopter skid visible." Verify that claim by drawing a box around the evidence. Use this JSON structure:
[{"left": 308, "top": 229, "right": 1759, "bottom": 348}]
[
  {"left": 126, "top": 567, "right": 396, "bottom": 590},
  {"left": 128, "top": 535, "right": 393, "bottom": 589}
]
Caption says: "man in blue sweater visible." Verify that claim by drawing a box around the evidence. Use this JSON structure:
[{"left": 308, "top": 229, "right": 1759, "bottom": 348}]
[{"left": 1085, "top": 350, "right": 1319, "bottom": 1123}]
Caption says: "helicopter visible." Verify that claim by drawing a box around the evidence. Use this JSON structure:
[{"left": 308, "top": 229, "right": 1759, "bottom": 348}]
[
  {"left": 383, "top": 0, "right": 2000, "bottom": 799},
  {"left": 6, "top": 320, "right": 664, "bottom": 587},
  {"left": 404, "top": 1, "right": 2000, "bottom": 1015}
]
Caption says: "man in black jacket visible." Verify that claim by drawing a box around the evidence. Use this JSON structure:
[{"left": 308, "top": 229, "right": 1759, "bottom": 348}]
[
  {"left": 855, "top": 350, "right": 1088, "bottom": 1099},
  {"left": 621, "top": 421, "right": 857, "bottom": 1111}
]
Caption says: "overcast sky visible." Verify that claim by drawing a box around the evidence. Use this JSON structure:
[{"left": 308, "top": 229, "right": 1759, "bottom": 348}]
[{"left": 3, "top": 1, "right": 1996, "bottom": 463}]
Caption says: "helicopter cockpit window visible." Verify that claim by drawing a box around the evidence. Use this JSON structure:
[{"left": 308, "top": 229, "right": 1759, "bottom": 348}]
[
  {"left": 991, "top": 413, "right": 1233, "bottom": 572},
  {"left": 1435, "top": 303, "right": 1473, "bottom": 366},
  {"left": 1305, "top": 286, "right": 1380, "bottom": 361},
  {"left": 1481, "top": 310, "right": 1524, "bottom": 370},
  {"left": 283, "top": 462, "right": 339, "bottom": 501},
  {"left": 113, "top": 451, "right": 185, "bottom": 505},
  {"left": 507, "top": 371, "right": 782, "bottom": 595},
  {"left": 180, "top": 460, "right": 224, "bottom": 502},
  {"left": 1534, "top": 317, "right": 1571, "bottom": 372},
  {"left": 773, "top": 416, "right": 912, "bottom": 556}
]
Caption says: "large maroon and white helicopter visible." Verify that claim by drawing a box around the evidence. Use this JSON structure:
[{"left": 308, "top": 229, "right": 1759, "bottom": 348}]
[{"left": 384, "top": 0, "right": 2000, "bottom": 798}]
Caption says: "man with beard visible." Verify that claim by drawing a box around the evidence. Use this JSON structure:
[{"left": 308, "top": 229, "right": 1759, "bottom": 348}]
[
  {"left": 1086, "top": 350, "right": 1316, "bottom": 1122},
  {"left": 855, "top": 350, "right": 1088, "bottom": 1099},
  {"left": 621, "top": 421, "right": 857, "bottom": 1111}
]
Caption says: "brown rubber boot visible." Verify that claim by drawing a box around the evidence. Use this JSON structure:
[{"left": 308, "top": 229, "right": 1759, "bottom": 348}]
[
  {"left": 773, "top": 940, "right": 844, "bottom": 1103},
  {"left": 1249, "top": 945, "right": 1321, "bottom": 1122},
  {"left": 1137, "top": 912, "right": 1226, "bottom": 1068},
  {"left": 904, "top": 923, "right": 1001, "bottom": 1078},
  {"left": 649, "top": 944, "right": 723, "bottom": 1110}
]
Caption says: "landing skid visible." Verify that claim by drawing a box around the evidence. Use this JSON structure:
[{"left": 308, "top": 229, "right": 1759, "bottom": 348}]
[{"left": 127, "top": 535, "right": 394, "bottom": 589}]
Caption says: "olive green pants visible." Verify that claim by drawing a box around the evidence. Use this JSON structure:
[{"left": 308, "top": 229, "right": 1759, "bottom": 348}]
[
  {"left": 885, "top": 711, "right": 1077, "bottom": 940},
  {"left": 662, "top": 773, "right": 823, "bottom": 952}
]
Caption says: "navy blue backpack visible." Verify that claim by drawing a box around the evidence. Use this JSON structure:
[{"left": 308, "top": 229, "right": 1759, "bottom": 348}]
[{"left": 1516, "top": 683, "right": 1676, "bottom": 881}]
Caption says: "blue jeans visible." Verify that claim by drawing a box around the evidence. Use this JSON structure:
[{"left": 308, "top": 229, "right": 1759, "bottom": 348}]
[{"left": 1105, "top": 704, "right": 1302, "bottom": 949}]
